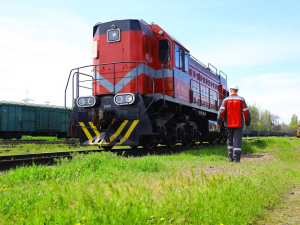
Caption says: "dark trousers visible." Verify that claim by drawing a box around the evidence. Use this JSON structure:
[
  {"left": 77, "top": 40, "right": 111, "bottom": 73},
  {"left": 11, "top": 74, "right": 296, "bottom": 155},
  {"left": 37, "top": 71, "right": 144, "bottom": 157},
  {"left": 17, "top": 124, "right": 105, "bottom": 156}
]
[{"left": 227, "top": 127, "right": 243, "bottom": 161}]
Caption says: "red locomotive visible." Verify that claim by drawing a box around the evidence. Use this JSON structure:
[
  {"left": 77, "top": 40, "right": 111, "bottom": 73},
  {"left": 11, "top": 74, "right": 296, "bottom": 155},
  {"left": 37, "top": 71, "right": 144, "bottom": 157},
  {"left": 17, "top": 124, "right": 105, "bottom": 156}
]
[{"left": 65, "top": 19, "right": 229, "bottom": 149}]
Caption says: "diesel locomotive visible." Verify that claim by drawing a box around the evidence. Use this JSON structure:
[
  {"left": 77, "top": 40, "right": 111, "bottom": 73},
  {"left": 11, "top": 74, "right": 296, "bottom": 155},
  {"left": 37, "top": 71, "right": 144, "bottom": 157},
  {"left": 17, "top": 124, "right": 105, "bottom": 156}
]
[{"left": 65, "top": 19, "right": 229, "bottom": 149}]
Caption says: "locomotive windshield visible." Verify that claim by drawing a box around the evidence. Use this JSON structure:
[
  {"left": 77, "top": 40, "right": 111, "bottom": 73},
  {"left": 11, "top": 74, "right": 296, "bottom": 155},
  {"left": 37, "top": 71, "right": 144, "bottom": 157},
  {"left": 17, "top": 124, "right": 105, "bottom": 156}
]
[{"left": 107, "top": 28, "right": 120, "bottom": 42}]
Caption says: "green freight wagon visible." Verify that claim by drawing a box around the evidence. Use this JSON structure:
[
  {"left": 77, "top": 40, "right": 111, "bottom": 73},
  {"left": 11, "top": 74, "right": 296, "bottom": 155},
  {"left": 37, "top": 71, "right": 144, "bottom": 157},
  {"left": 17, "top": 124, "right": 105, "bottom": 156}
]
[{"left": 0, "top": 101, "right": 71, "bottom": 139}]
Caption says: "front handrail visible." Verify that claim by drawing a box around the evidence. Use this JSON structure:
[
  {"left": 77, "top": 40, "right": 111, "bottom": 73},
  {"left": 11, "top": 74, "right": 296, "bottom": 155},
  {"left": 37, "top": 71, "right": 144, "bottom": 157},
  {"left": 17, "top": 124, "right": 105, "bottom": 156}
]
[
  {"left": 65, "top": 61, "right": 148, "bottom": 109},
  {"left": 155, "top": 64, "right": 174, "bottom": 114},
  {"left": 143, "top": 76, "right": 155, "bottom": 115}
]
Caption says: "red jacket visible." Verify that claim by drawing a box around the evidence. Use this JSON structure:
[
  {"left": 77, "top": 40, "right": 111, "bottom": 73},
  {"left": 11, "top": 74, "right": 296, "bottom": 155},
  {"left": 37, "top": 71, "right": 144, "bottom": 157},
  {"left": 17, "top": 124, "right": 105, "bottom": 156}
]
[{"left": 217, "top": 93, "right": 251, "bottom": 128}]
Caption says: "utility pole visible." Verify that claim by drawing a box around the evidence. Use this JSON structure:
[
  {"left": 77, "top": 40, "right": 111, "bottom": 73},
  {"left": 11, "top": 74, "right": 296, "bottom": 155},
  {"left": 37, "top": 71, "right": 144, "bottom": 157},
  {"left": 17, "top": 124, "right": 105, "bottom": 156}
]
[{"left": 20, "top": 90, "right": 35, "bottom": 103}]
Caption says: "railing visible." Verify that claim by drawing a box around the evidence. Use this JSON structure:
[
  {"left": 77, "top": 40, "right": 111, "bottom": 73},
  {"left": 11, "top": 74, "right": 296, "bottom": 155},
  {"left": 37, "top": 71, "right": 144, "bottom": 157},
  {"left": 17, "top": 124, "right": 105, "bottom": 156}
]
[
  {"left": 189, "top": 55, "right": 206, "bottom": 68},
  {"left": 208, "top": 63, "right": 217, "bottom": 75},
  {"left": 154, "top": 64, "right": 174, "bottom": 114},
  {"left": 64, "top": 61, "right": 154, "bottom": 109},
  {"left": 189, "top": 55, "right": 228, "bottom": 92},
  {"left": 219, "top": 70, "right": 227, "bottom": 87},
  {"left": 189, "top": 79, "right": 219, "bottom": 111}
]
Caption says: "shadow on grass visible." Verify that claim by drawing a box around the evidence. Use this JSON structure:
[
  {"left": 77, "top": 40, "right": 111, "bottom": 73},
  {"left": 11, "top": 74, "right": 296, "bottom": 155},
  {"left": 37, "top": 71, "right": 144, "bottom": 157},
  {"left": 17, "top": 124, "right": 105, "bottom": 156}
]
[
  {"left": 181, "top": 144, "right": 228, "bottom": 158},
  {"left": 241, "top": 140, "right": 268, "bottom": 153},
  {"left": 181, "top": 139, "right": 270, "bottom": 159},
  {"left": 241, "top": 152, "right": 265, "bottom": 159}
]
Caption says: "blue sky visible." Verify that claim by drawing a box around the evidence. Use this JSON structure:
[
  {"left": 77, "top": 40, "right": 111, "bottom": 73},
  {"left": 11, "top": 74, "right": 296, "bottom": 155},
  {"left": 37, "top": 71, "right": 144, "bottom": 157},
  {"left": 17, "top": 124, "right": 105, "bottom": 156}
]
[{"left": 0, "top": 0, "right": 299, "bottom": 124}]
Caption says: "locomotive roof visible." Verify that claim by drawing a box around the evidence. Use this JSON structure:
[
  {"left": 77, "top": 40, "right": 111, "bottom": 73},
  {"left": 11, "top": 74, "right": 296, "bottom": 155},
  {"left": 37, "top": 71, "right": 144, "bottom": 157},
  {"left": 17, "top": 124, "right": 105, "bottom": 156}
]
[
  {"left": 94, "top": 19, "right": 185, "bottom": 46},
  {"left": 0, "top": 100, "right": 71, "bottom": 109},
  {"left": 93, "top": 19, "right": 155, "bottom": 39},
  {"left": 93, "top": 19, "right": 187, "bottom": 50}
]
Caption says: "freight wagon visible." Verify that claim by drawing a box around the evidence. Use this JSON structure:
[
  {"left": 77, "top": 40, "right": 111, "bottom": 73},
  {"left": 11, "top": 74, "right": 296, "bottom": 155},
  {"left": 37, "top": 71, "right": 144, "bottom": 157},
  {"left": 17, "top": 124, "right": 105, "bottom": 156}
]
[
  {"left": 243, "top": 130, "right": 291, "bottom": 137},
  {"left": 0, "top": 101, "right": 71, "bottom": 139}
]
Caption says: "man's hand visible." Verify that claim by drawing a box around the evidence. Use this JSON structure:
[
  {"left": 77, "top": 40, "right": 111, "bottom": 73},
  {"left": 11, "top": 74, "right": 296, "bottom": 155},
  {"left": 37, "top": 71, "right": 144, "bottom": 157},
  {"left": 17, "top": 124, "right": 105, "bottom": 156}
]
[
  {"left": 217, "top": 124, "right": 221, "bottom": 128},
  {"left": 246, "top": 126, "right": 249, "bottom": 128}
]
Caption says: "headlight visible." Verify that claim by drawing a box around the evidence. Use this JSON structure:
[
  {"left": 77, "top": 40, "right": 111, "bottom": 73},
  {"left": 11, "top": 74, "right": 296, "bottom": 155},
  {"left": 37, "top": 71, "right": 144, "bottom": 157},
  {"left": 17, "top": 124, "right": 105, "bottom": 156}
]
[
  {"left": 78, "top": 98, "right": 85, "bottom": 106},
  {"left": 126, "top": 95, "right": 133, "bottom": 102},
  {"left": 107, "top": 28, "right": 120, "bottom": 42},
  {"left": 115, "top": 95, "right": 123, "bottom": 104},
  {"left": 114, "top": 93, "right": 136, "bottom": 105},
  {"left": 77, "top": 96, "right": 96, "bottom": 107}
]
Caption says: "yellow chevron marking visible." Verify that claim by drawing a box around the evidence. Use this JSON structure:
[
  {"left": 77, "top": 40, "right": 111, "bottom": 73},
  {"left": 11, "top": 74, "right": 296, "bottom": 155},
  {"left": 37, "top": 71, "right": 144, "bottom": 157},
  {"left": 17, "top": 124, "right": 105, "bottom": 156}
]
[
  {"left": 88, "top": 121, "right": 100, "bottom": 142},
  {"left": 79, "top": 122, "right": 93, "bottom": 145},
  {"left": 115, "top": 120, "right": 139, "bottom": 146},
  {"left": 100, "top": 120, "right": 129, "bottom": 146}
]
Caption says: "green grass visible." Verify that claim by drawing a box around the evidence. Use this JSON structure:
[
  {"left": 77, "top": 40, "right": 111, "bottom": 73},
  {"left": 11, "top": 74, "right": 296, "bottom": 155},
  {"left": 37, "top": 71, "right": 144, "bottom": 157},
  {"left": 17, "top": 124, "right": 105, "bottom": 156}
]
[
  {"left": 0, "top": 137, "right": 299, "bottom": 224},
  {"left": 0, "top": 136, "right": 137, "bottom": 155},
  {"left": 0, "top": 143, "right": 98, "bottom": 155},
  {"left": 0, "top": 136, "right": 73, "bottom": 142}
]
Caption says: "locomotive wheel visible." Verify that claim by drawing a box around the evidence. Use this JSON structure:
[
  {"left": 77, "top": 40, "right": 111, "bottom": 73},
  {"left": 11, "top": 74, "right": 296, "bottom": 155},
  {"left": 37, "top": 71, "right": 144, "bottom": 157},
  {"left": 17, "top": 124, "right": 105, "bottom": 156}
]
[
  {"left": 143, "top": 140, "right": 156, "bottom": 150},
  {"left": 143, "top": 136, "right": 157, "bottom": 150},
  {"left": 182, "top": 136, "right": 193, "bottom": 148},
  {"left": 166, "top": 136, "right": 177, "bottom": 148}
]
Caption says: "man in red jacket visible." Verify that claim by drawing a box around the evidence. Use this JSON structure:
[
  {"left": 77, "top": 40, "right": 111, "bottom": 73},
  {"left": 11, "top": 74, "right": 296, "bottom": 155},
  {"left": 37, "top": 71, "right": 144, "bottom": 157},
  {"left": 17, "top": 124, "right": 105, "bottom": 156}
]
[{"left": 217, "top": 84, "right": 251, "bottom": 162}]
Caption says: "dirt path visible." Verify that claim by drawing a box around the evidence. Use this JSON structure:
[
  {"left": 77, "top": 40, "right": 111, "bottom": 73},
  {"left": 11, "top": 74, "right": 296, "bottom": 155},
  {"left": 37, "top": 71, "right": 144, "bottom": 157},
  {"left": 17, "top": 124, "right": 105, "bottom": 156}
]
[
  {"left": 257, "top": 183, "right": 300, "bottom": 225},
  {"left": 201, "top": 153, "right": 274, "bottom": 176},
  {"left": 200, "top": 153, "right": 300, "bottom": 224}
]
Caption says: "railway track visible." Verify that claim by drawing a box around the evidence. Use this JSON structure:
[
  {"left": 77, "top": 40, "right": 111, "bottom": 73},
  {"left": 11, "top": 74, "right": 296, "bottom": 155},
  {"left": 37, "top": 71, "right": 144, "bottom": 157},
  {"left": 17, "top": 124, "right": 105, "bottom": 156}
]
[
  {"left": 0, "top": 146, "right": 188, "bottom": 171},
  {"left": 0, "top": 140, "right": 79, "bottom": 145},
  {"left": 0, "top": 140, "right": 222, "bottom": 171}
]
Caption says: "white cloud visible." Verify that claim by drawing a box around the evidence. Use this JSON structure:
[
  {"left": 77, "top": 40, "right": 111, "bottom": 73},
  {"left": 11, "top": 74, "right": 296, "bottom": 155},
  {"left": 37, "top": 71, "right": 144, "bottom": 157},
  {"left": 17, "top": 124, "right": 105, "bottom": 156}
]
[
  {"left": 240, "top": 72, "right": 300, "bottom": 124},
  {"left": 0, "top": 10, "right": 91, "bottom": 106}
]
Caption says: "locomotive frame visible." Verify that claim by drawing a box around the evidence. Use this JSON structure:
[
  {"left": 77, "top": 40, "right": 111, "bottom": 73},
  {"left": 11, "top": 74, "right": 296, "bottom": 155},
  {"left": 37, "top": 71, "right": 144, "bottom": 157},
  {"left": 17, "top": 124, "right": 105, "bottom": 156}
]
[{"left": 65, "top": 19, "right": 229, "bottom": 149}]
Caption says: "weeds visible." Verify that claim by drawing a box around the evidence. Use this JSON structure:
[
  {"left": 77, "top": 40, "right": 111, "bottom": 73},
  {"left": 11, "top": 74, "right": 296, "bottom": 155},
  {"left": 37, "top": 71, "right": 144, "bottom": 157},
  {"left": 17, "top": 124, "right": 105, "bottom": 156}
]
[{"left": 0, "top": 137, "right": 299, "bottom": 224}]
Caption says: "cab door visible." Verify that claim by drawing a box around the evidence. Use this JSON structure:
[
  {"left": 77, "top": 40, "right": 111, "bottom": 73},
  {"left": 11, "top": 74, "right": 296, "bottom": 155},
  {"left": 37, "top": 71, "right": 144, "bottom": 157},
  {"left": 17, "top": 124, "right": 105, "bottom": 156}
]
[{"left": 143, "top": 36, "right": 156, "bottom": 93}]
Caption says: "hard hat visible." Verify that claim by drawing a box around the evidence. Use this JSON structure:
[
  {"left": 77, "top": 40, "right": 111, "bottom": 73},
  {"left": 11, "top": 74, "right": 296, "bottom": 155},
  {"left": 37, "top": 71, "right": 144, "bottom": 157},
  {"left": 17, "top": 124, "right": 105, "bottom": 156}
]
[{"left": 230, "top": 84, "right": 239, "bottom": 90}]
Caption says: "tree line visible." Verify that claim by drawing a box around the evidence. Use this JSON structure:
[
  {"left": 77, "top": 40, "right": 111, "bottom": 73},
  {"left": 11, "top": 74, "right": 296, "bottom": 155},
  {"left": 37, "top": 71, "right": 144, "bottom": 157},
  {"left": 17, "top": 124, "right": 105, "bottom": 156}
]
[{"left": 246, "top": 103, "right": 299, "bottom": 135}]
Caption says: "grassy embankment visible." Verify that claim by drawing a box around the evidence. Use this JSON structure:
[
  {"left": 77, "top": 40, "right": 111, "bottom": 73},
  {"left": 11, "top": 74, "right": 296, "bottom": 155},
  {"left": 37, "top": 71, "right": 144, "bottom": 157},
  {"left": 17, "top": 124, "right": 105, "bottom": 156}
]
[
  {"left": 0, "top": 137, "right": 299, "bottom": 224},
  {"left": 0, "top": 136, "right": 95, "bottom": 155}
]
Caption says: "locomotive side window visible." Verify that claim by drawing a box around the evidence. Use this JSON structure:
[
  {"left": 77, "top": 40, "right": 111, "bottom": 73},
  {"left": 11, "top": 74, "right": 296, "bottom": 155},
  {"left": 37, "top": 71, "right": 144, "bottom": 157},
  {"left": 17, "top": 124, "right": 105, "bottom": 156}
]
[
  {"left": 184, "top": 50, "right": 189, "bottom": 73},
  {"left": 175, "top": 44, "right": 182, "bottom": 69},
  {"left": 159, "top": 39, "right": 170, "bottom": 63},
  {"left": 175, "top": 43, "right": 189, "bottom": 73}
]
